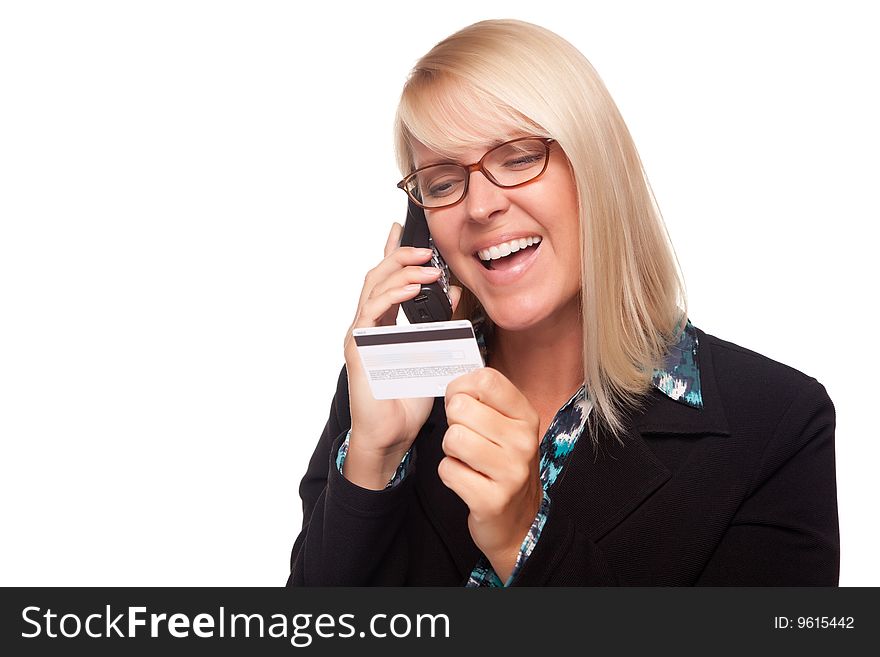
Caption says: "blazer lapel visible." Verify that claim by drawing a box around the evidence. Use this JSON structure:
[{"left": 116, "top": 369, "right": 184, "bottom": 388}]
[
  {"left": 554, "top": 325, "right": 732, "bottom": 542},
  {"left": 552, "top": 416, "right": 672, "bottom": 543}
]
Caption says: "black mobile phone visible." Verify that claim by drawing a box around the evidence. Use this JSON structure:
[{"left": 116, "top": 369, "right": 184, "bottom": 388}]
[{"left": 398, "top": 199, "right": 452, "bottom": 323}]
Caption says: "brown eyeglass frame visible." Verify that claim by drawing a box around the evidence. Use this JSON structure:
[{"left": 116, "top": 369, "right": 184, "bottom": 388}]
[{"left": 396, "top": 137, "right": 556, "bottom": 210}]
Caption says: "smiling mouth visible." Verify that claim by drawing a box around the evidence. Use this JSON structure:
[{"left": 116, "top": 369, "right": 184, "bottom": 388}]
[{"left": 476, "top": 242, "right": 540, "bottom": 270}]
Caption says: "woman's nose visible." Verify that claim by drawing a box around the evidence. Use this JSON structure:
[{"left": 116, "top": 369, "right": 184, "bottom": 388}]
[{"left": 464, "top": 169, "right": 509, "bottom": 223}]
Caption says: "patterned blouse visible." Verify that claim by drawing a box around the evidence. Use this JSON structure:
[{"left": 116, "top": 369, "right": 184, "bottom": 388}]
[{"left": 336, "top": 315, "right": 703, "bottom": 586}]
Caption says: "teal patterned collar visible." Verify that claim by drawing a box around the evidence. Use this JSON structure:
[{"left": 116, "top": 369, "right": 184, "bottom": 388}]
[
  {"left": 472, "top": 314, "right": 703, "bottom": 410},
  {"left": 650, "top": 318, "right": 703, "bottom": 409}
]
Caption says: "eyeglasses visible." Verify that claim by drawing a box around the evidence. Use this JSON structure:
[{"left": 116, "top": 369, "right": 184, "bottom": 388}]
[{"left": 397, "top": 137, "right": 555, "bottom": 210}]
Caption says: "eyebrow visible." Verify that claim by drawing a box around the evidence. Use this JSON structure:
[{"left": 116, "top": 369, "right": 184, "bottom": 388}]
[{"left": 414, "top": 138, "right": 511, "bottom": 168}]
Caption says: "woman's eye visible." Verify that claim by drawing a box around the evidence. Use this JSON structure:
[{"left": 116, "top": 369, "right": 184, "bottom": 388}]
[
  {"left": 504, "top": 154, "right": 543, "bottom": 168},
  {"left": 426, "top": 178, "right": 463, "bottom": 198}
]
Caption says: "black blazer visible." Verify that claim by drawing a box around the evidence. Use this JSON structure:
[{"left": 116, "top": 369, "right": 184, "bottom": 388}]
[{"left": 286, "top": 326, "right": 839, "bottom": 586}]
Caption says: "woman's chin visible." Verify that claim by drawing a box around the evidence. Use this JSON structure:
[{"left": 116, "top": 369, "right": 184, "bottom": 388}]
[
  {"left": 481, "top": 306, "right": 549, "bottom": 333},
  {"left": 477, "top": 291, "right": 581, "bottom": 333}
]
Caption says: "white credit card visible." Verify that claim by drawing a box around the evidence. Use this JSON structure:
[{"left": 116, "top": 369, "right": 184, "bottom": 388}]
[{"left": 352, "top": 320, "right": 485, "bottom": 399}]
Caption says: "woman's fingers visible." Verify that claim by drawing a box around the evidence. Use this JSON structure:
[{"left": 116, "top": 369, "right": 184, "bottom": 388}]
[
  {"left": 346, "top": 225, "right": 439, "bottom": 350},
  {"left": 442, "top": 422, "right": 503, "bottom": 478},
  {"left": 356, "top": 236, "right": 434, "bottom": 310},
  {"left": 437, "top": 455, "right": 491, "bottom": 512},
  {"left": 384, "top": 222, "right": 402, "bottom": 258},
  {"left": 352, "top": 282, "right": 423, "bottom": 329},
  {"left": 369, "top": 263, "right": 441, "bottom": 300},
  {"left": 353, "top": 267, "right": 444, "bottom": 332}
]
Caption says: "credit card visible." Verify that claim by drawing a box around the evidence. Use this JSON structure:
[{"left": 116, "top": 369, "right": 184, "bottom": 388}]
[{"left": 352, "top": 320, "right": 485, "bottom": 399}]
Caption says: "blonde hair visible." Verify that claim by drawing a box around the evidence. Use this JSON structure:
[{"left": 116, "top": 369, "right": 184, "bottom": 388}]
[{"left": 393, "top": 19, "right": 688, "bottom": 446}]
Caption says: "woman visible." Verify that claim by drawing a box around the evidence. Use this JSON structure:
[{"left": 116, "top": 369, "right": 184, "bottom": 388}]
[{"left": 286, "top": 19, "right": 839, "bottom": 586}]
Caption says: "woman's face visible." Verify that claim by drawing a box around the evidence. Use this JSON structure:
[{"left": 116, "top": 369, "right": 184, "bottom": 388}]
[{"left": 412, "top": 137, "right": 582, "bottom": 333}]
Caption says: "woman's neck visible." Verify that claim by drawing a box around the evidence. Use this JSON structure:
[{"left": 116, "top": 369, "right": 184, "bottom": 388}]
[{"left": 488, "top": 304, "right": 584, "bottom": 411}]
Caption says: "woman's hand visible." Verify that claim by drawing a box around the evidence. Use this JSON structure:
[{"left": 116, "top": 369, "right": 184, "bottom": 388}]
[
  {"left": 342, "top": 222, "right": 462, "bottom": 490},
  {"left": 439, "top": 367, "right": 544, "bottom": 582}
]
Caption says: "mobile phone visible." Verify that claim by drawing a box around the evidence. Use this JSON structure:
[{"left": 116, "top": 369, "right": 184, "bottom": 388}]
[{"left": 398, "top": 199, "right": 452, "bottom": 323}]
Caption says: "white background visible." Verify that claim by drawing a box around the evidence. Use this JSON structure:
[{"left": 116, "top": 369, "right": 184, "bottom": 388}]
[{"left": 1, "top": 0, "right": 876, "bottom": 586}]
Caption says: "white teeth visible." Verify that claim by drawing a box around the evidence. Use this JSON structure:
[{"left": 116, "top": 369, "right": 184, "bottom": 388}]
[{"left": 477, "top": 236, "right": 541, "bottom": 261}]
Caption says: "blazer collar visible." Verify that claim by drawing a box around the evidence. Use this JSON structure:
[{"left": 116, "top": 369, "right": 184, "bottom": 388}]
[
  {"left": 414, "top": 320, "right": 731, "bottom": 580},
  {"left": 636, "top": 324, "right": 731, "bottom": 437}
]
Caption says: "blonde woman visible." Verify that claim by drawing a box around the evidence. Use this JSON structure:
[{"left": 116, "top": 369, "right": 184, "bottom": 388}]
[{"left": 287, "top": 19, "right": 839, "bottom": 586}]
